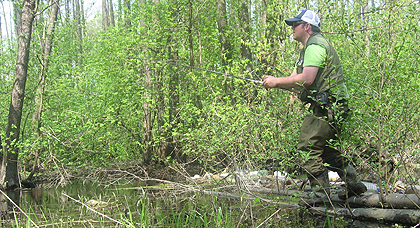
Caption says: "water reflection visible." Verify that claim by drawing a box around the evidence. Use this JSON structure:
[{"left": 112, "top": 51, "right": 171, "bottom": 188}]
[
  {"left": 0, "top": 181, "right": 410, "bottom": 227},
  {"left": 0, "top": 189, "right": 21, "bottom": 220}
]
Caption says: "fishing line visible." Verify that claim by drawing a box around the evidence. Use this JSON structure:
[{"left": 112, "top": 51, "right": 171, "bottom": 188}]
[{"left": 161, "top": 60, "right": 291, "bottom": 91}]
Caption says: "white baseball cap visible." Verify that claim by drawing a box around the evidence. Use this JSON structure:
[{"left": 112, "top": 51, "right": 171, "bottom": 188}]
[{"left": 285, "top": 10, "right": 320, "bottom": 27}]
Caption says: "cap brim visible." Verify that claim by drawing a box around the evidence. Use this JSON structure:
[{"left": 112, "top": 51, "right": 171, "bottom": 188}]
[{"left": 285, "top": 18, "right": 302, "bottom": 26}]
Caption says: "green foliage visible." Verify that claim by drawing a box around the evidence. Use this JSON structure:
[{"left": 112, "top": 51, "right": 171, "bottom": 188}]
[{"left": 0, "top": 0, "right": 417, "bottom": 189}]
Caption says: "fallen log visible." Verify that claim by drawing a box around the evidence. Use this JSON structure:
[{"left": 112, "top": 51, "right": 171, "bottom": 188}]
[
  {"left": 245, "top": 185, "right": 420, "bottom": 209},
  {"left": 310, "top": 207, "right": 420, "bottom": 226},
  {"left": 343, "top": 192, "right": 420, "bottom": 209},
  {"left": 200, "top": 187, "right": 420, "bottom": 226}
]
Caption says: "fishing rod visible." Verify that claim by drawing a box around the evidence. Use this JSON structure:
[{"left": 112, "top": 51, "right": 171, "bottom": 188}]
[
  {"left": 168, "top": 61, "right": 292, "bottom": 92},
  {"left": 170, "top": 62, "right": 263, "bottom": 84}
]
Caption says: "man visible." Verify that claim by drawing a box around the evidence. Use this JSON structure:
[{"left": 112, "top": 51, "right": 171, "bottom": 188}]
[{"left": 262, "top": 9, "right": 367, "bottom": 207}]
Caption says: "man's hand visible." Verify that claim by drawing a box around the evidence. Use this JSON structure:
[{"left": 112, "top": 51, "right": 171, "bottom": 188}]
[
  {"left": 262, "top": 76, "right": 279, "bottom": 88},
  {"left": 262, "top": 67, "right": 318, "bottom": 90}
]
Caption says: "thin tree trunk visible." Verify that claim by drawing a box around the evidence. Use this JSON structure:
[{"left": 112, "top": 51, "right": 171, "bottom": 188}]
[
  {"left": 0, "top": 0, "right": 38, "bottom": 190},
  {"left": 216, "top": 0, "right": 231, "bottom": 66},
  {"left": 0, "top": 15, "right": 2, "bottom": 45},
  {"left": 187, "top": 0, "right": 194, "bottom": 66},
  {"left": 13, "top": 1, "right": 22, "bottom": 39},
  {"left": 0, "top": 1, "right": 9, "bottom": 41},
  {"left": 260, "top": 0, "right": 267, "bottom": 39},
  {"left": 28, "top": 0, "right": 59, "bottom": 181},
  {"left": 154, "top": 0, "right": 171, "bottom": 163},
  {"left": 75, "top": 0, "right": 83, "bottom": 65},
  {"left": 80, "top": 0, "right": 85, "bottom": 26},
  {"left": 65, "top": 0, "right": 70, "bottom": 21},
  {"left": 216, "top": 0, "right": 233, "bottom": 96},
  {"left": 109, "top": 0, "right": 115, "bottom": 27},
  {"left": 142, "top": 61, "right": 153, "bottom": 164},
  {"left": 102, "top": 0, "right": 110, "bottom": 30},
  {"left": 124, "top": 0, "right": 131, "bottom": 27},
  {"left": 363, "top": 0, "right": 370, "bottom": 56},
  {"left": 239, "top": 1, "right": 252, "bottom": 72},
  {"left": 139, "top": 0, "right": 153, "bottom": 164},
  {"left": 117, "top": 0, "right": 122, "bottom": 26}
]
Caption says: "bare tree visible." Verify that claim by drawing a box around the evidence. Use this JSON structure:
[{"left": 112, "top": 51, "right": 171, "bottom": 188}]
[{"left": 0, "top": 0, "right": 39, "bottom": 190}]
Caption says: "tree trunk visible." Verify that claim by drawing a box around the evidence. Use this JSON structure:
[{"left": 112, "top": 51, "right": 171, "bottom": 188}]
[
  {"left": 0, "top": 15, "right": 2, "bottom": 43},
  {"left": 65, "top": 0, "right": 70, "bottom": 20},
  {"left": 117, "top": 0, "right": 122, "bottom": 26},
  {"left": 362, "top": 0, "right": 370, "bottom": 56},
  {"left": 28, "top": 0, "right": 59, "bottom": 181},
  {"left": 216, "top": 0, "right": 233, "bottom": 96},
  {"left": 260, "top": 0, "right": 267, "bottom": 39},
  {"left": 257, "top": 1, "right": 286, "bottom": 76},
  {"left": 142, "top": 60, "right": 153, "bottom": 164},
  {"left": 75, "top": 0, "right": 83, "bottom": 65},
  {"left": 187, "top": 0, "right": 194, "bottom": 66},
  {"left": 139, "top": 0, "right": 153, "bottom": 164},
  {"left": 102, "top": 0, "right": 110, "bottom": 30},
  {"left": 124, "top": 0, "right": 131, "bottom": 27},
  {"left": 12, "top": 1, "right": 22, "bottom": 38},
  {"left": 216, "top": 0, "right": 231, "bottom": 66},
  {"left": 239, "top": 1, "right": 252, "bottom": 72},
  {"left": 108, "top": 0, "right": 115, "bottom": 27},
  {"left": 0, "top": 0, "right": 38, "bottom": 190}
]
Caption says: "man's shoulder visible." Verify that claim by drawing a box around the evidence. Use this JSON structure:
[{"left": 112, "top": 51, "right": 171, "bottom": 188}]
[{"left": 307, "top": 33, "right": 332, "bottom": 53}]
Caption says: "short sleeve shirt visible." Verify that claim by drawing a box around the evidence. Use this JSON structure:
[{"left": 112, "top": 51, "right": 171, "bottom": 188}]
[{"left": 302, "top": 44, "right": 327, "bottom": 68}]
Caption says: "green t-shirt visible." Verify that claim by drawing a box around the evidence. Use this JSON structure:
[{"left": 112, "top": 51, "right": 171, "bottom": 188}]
[
  {"left": 302, "top": 44, "right": 326, "bottom": 68},
  {"left": 296, "top": 33, "right": 349, "bottom": 101},
  {"left": 303, "top": 44, "right": 349, "bottom": 99}
]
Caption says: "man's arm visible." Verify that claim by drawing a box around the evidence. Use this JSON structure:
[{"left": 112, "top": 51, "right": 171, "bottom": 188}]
[{"left": 262, "top": 66, "right": 319, "bottom": 89}]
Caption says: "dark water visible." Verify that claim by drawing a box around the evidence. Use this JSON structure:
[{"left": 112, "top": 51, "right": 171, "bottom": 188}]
[
  {"left": 0, "top": 181, "right": 411, "bottom": 227},
  {"left": 0, "top": 181, "right": 145, "bottom": 227}
]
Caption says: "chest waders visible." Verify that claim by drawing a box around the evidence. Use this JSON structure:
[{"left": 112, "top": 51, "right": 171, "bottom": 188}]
[{"left": 297, "top": 33, "right": 366, "bottom": 207}]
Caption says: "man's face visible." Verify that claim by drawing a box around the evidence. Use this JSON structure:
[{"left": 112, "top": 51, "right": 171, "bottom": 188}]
[{"left": 292, "top": 21, "right": 307, "bottom": 42}]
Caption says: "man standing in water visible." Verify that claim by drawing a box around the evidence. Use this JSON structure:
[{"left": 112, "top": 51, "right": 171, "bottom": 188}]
[{"left": 262, "top": 9, "right": 366, "bottom": 207}]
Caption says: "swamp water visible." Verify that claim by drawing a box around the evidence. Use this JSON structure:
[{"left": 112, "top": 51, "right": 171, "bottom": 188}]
[{"left": 0, "top": 181, "right": 409, "bottom": 227}]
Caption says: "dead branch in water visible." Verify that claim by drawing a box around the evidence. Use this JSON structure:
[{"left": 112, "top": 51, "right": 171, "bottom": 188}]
[{"left": 62, "top": 193, "right": 124, "bottom": 226}]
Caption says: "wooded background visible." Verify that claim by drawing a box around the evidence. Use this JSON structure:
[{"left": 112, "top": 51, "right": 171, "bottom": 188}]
[{"left": 0, "top": 0, "right": 419, "bottom": 189}]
